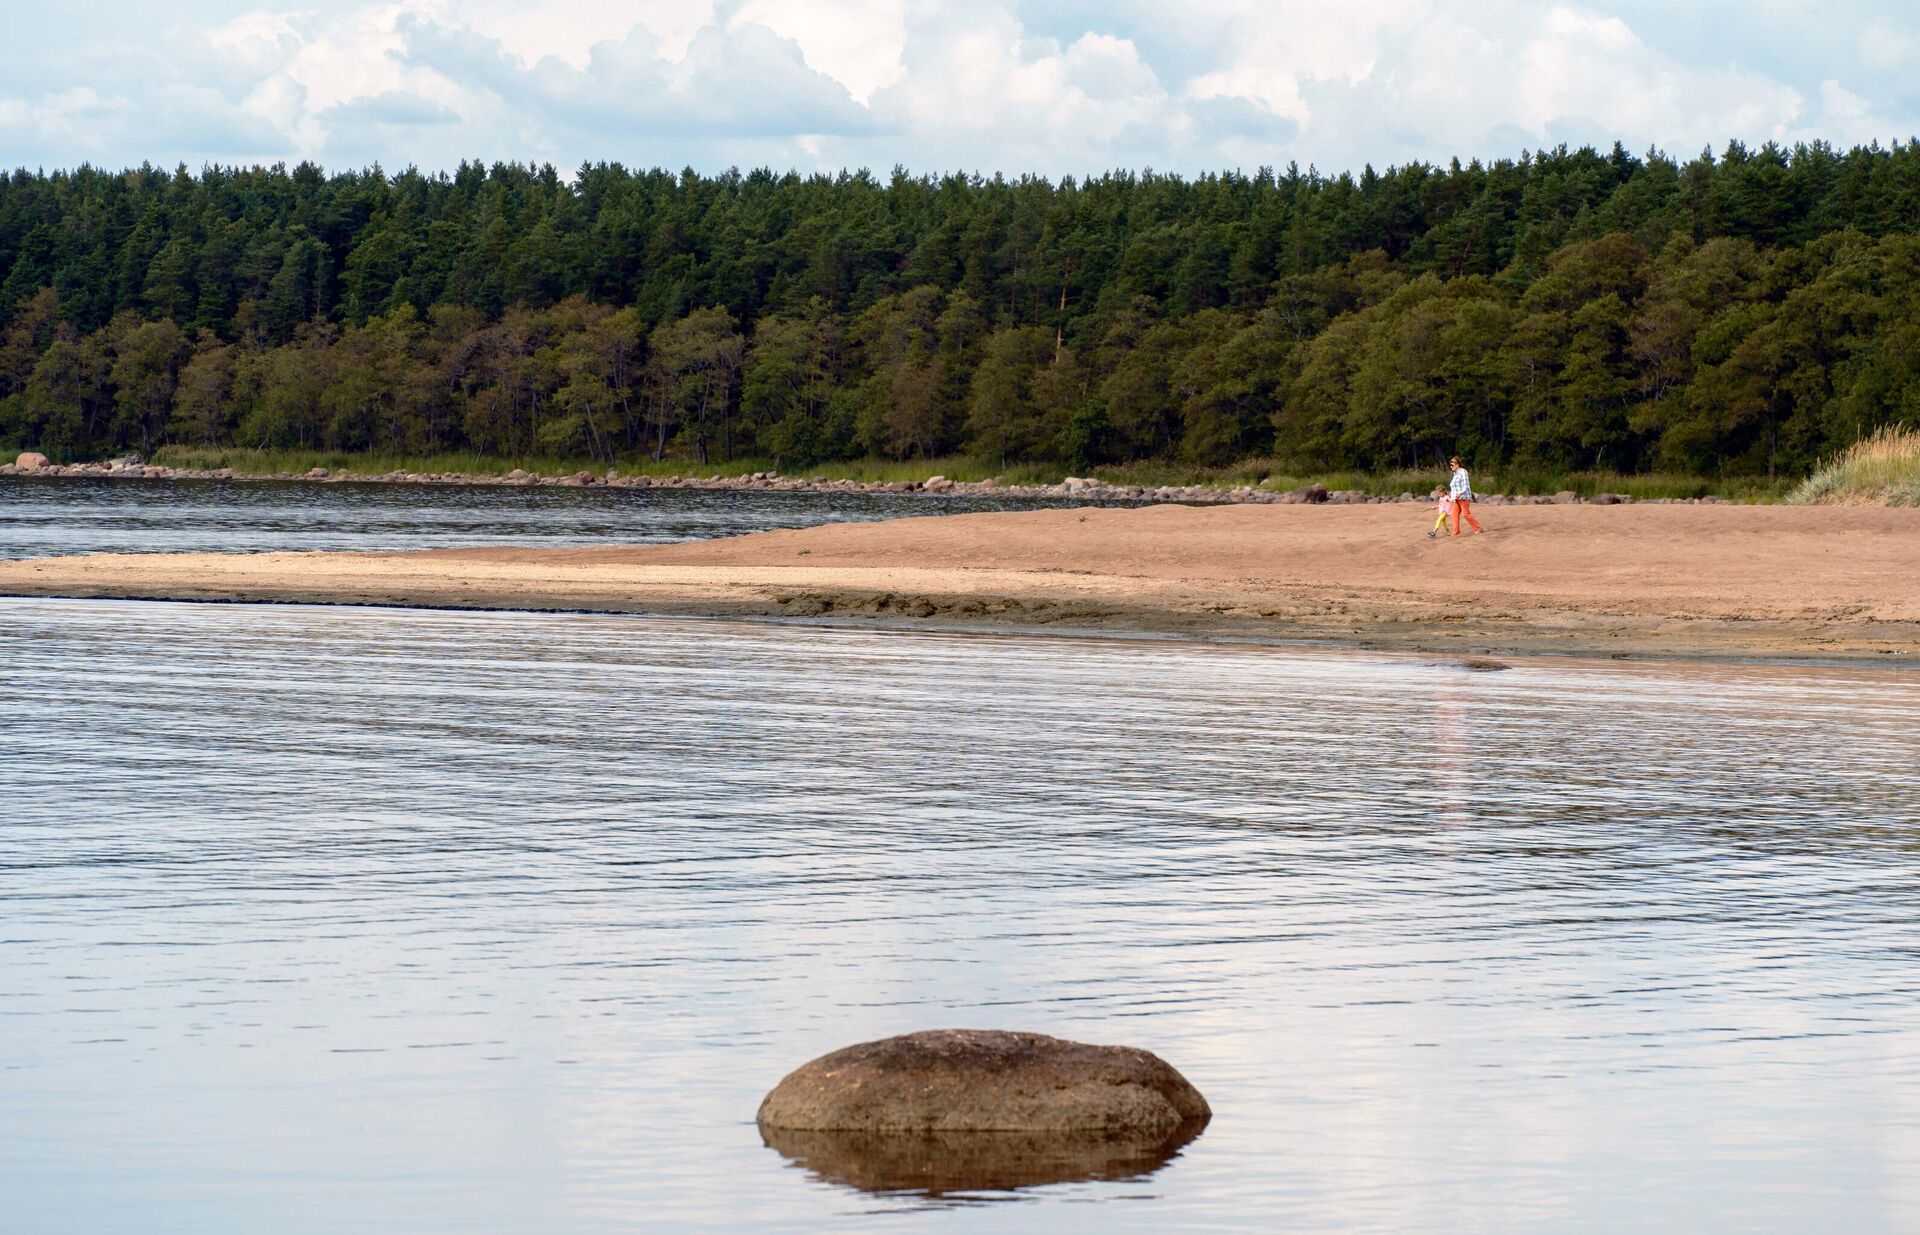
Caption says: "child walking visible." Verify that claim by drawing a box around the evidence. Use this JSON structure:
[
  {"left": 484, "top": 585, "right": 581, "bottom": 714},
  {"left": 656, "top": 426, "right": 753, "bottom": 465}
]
[{"left": 1426, "top": 487, "right": 1454, "bottom": 538}]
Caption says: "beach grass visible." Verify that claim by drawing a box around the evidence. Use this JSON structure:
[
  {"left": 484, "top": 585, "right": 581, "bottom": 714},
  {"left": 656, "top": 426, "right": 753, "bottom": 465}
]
[
  {"left": 1786, "top": 426, "right": 1920, "bottom": 506},
  {"left": 1093, "top": 459, "right": 1791, "bottom": 502},
  {"left": 146, "top": 444, "right": 1791, "bottom": 500}
]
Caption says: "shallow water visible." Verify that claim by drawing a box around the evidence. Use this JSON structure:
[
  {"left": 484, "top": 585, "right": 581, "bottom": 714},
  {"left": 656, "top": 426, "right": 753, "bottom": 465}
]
[
  {"left": 0, "top": 476, "right": 1095, "bottom": 558},
  {"left": 4, "top": 597, "right": 1918, "bottom": 1233}
]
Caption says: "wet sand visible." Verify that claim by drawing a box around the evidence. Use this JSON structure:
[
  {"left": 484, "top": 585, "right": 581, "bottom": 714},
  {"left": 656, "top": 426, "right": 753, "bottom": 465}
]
[{"left": 4, "top": 503, "right": 1917, "bottom": 661}]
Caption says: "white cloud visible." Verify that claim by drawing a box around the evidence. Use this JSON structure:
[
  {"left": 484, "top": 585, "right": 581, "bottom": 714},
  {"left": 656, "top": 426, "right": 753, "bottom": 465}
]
[
  {"left": 731, "top": 0, "right": 909, "bottom": 104},
  {"left": 455, "top": 0, "right": 716, "bottom": 67},
  {"left": 1, "top": 0, "right": 1915, "bottom": 175}
]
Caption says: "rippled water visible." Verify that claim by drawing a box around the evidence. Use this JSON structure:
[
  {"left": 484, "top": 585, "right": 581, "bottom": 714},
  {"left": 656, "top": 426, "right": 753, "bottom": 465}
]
[
  {"left": 0, "top": 476, "right": 1093, "bottom": 558},
  {"left": 5, "top": 597, "right": 1918, "bottom": 1234}
]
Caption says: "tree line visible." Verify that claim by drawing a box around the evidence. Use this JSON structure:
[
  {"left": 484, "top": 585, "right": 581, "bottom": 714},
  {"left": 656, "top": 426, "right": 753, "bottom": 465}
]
[{"left": 4, "top": 140, "right": 1920, "bottom": 475}]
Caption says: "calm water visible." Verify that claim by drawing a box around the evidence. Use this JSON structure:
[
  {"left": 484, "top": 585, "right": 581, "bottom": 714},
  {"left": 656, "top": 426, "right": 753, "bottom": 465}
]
[
  {"left": 4, "top": 598, "right": 1918, "bottom": 1234},
  {"left": 0, "top": 476, "right": 1095, "bottom": 559}
]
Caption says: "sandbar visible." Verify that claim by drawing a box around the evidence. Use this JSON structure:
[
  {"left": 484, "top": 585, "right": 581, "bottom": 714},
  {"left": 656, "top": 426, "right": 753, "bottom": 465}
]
[{"left": 3, "top": 503, "right": 1917, "bottom": 662}]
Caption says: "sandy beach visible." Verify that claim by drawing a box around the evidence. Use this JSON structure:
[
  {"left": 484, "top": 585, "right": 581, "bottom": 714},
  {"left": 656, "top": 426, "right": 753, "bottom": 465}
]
[{"left": 4, "top": 502, "right": 1918, "bottom": 661}]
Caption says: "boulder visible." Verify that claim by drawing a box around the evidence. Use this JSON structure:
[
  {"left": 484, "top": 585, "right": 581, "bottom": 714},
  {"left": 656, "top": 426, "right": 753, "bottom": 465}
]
[
  {"left": 307, "top": 467, "right": 329, "bottom": 479},
  {"left": 1589, "top": 492, "right": 1623, "bottom": 505},
  {"left": 922, "top": 475, "right": 954, "bottom": 492},
  {"left": 15, "top": 451, "right": 50, "bottom": 471},
  {"left": 1288, "top": 483, "right": 1329, "bottom": 504},
  {"left": 1552, "top": 490, "right": 1579, "bottom": 504},
  {"left": 757, "top": 1028, "right": 1210, "bottom": 1137}
]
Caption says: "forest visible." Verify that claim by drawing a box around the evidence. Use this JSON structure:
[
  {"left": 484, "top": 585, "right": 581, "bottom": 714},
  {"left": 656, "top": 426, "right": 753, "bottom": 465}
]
[{"left": 3, "top": 140, "right": 1920, "bottom": 478}]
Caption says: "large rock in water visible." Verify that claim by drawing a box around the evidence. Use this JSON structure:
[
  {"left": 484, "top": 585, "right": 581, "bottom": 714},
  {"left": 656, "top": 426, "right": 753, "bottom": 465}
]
[
  {"left": 758, "top": 1030, "right": 1210, "bottom": 1195},
  {"left": 757, "top": 1029, "right": 1210, "bottom": 1135},
  {"left": 15, "top": 451, "right": 49, "bottom": 470}
]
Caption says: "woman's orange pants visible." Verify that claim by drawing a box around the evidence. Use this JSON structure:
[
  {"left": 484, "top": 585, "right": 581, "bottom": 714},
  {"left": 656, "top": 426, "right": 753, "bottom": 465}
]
[{"left": 1452, "top": 499, "right": 1483, "bottom": 535}]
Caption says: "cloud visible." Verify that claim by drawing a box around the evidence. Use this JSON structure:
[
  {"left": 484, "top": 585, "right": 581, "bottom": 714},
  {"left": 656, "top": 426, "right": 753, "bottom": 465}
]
[
  {"left": 1, "top": 0, "right": 1916, "bottom": 176},
  {"left": 730, "top": 0, "right": 909, "bottom": 104},
  {"left": 320, "top": 89, "right": 460, "bottom": 127},
  {"left": 396, "top": 13, "right": 876, "bottom": 141},
  {"left": 0, "top": 80, "right": 289, "bottom": 168}
]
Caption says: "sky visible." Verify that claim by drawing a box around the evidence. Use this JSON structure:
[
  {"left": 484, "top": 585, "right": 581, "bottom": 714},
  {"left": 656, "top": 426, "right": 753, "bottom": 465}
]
[{"left": 2, "top": 0, "right": 1918, "bottom": 179}]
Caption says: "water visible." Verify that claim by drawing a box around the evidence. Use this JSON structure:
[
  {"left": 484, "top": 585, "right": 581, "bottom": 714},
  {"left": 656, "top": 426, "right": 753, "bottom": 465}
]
[
  {"left": 0, "top": 476, "right": 1097, "bottom": 558},
  {"left": 4, "top": 597, "right": 1918, "bottom": 1234}
]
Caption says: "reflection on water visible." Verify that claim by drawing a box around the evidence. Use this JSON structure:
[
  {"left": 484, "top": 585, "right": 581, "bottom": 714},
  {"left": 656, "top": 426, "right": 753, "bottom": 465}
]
[
  {"left": 3, "top": 598, "right": 1919, "bottom": 1234},
  {"left": 0, "top": 476, "right": 1100, "bottom": 558},
  {"left": 761, "top": 1123, "right": 1208, "bottom": 1196}
]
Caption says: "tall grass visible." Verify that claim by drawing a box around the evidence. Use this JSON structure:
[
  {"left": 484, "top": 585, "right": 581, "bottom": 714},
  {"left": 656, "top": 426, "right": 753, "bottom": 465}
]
[
  {"left": 1787, "top": 426, "right": 1920, "bottom": 506},
  {"left": 1093, "top": 459, "right": 1789, "bottom": 500}
]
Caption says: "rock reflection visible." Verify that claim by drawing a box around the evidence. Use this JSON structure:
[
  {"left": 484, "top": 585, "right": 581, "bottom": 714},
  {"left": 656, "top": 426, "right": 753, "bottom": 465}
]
[{"left": 761, "top": 1122, "right": 1207, "bottom": 1196}]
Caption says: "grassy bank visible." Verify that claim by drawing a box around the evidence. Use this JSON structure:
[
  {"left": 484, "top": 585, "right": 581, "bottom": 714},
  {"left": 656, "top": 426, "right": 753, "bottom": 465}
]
[
  {"left": 148, "top": 446, "right": 1065, "bottom": 486},
  {"left": 1088, "top": 459, "right": 1792, "bottom": 502},
  {"left": 1787, "top": 427, "right": 1920, "bottom": 505},
  {"left": 144, "top": 445, "right": 1792, "bottom": 501}
]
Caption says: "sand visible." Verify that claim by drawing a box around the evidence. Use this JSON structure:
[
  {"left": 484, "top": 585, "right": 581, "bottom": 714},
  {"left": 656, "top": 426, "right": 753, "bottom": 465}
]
[{"left": 4, "top": 503, "right": 1918, "bottom": 662}]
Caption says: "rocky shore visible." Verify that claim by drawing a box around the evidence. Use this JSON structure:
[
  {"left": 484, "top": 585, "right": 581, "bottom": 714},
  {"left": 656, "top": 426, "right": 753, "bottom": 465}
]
[{"left": 1, "top": 451, "right": 1730, "bottom": 506}]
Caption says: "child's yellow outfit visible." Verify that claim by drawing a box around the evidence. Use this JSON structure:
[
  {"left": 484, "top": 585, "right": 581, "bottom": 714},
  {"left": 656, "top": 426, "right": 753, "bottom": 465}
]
[{"left": 1429, "top": 494, "right": 1454, "bottom": 536}]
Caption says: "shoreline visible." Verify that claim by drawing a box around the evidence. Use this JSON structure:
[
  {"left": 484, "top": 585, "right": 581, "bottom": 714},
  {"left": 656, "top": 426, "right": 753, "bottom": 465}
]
[
  {"left": 11, "top": 591, "right": 1914, "bottom": 672},
  {"left": 0, "top": 456, "right": 1742, "bottom": 507},
  {"left": 4, "top": 503, "right": 1916, "bottom": 664}
]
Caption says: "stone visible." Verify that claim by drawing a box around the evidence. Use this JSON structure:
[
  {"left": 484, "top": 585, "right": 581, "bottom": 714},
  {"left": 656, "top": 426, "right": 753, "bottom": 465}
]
[
  {"left": 1288, "top": 483, "right": 1329, "bottom": 504},
  {"left": 15, "top": 451, "right": 50, "bottom": 470},
  {"left": 1552, "top": 490, "right": 1579, "bottom": 504},
  {"left": 307, "top": 467, "right": 329, "bottom": 479},
  {"left": 1590, "top": 492, "right": 1623, "bottom": 505},
  {"left": 923, "top": 475, "right": 953, "bottom": 492},
  {"left": 757, "top": 1028, "right": 1210, "bottom": 1137},
  {"left": 1458, "top": 657, "right": 1513, "bottom": 672}
]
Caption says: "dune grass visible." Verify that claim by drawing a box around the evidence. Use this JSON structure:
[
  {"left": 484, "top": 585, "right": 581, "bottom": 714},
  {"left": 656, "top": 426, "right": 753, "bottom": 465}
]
[
  {"left": 1093, "top": 458, "right": 1791, "bottom": 502},
  {"left": 1786, "top": 426, "right": 1920, "bottom": 506}
]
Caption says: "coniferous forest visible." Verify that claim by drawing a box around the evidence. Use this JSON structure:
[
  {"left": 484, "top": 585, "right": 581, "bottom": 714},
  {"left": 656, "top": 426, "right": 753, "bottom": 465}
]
[{"left": 4, "top": 141, "right": 1920, "bottom": 477}]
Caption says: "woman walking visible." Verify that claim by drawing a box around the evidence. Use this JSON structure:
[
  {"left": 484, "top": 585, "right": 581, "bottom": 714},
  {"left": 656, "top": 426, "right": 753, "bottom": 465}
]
[{"left": 1448, "top": 456, "right": 1484, "bottom": 536}]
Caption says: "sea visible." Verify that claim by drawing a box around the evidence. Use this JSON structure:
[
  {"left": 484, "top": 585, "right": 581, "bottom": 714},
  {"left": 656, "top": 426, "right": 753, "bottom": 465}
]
[{"left": 3, "top": 478, "right": 1917, "bottom": 1233}]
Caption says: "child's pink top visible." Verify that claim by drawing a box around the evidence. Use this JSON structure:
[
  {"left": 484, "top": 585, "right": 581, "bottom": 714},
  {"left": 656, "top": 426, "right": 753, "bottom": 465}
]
[{"left": 1435, "top": 494, "right": 1455, "bottom": 514}]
